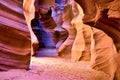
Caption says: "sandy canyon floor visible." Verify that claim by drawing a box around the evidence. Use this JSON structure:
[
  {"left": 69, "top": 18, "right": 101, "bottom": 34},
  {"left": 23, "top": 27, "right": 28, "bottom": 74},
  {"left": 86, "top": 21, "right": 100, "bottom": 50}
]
[{"left": 0, "top": 49, "right": 110, "bottom": 80}]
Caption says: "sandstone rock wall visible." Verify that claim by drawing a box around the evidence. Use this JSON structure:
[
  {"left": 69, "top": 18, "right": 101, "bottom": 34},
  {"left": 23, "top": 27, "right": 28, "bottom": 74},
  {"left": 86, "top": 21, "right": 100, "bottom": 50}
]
[
  {"left": 74, "top": 0, "right": 120, "bottom": 79},
  {"left": 75, "top": 0, "right": 120, "bottom": 52},
  {"left": 0, "top": 0, "right": 31, "bottom": 70},
  {"left": 53, "top": 0, "right": 120, "bottom": 79},
  {"left": 0, "top": 0, "right": 120, "bottom": 79}
]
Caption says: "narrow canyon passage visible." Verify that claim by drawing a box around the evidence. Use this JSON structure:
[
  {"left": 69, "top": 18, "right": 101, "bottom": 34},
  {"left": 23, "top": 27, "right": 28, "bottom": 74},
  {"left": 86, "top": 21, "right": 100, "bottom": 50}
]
[{"left": 0, "top": 0, "right": 120, "bottom": 80}]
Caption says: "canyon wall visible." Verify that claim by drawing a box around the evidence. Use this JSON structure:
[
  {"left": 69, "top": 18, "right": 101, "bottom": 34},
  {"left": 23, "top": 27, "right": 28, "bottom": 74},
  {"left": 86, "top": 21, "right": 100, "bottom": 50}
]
[
  {"left": 0, "top": 0, "right": 120, "bottom": 80},
  {"left": 0, "top": 0, "right": 31, "bottom": 70}
]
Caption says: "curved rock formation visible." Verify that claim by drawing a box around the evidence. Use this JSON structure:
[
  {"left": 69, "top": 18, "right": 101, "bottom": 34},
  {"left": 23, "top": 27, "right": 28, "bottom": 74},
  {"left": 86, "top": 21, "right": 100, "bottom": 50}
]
[
  {"left": 74, "top": 0, "right": 120, "bottom": 79},
  {"left": 0, "top": 0, "right": 31, "bottom": 70},
  {"left": 23, "top": 0, "right": 38, "bottom": 55},
  {"left": 52, "top": 4, "right": 68, "bottom": 49},
  {"left": 71, "top": 1, "right": 93, "bottom": 62},
  {"left": 57, "top": 1, "right": 76, "bottom": 58},
  {"left": 75, "top": 0, "right": 120, "bottom": 52},
  {"left": 23, "top": 0, "right": 56, "bottom": 55},
  {"left": 38, "top": 9, "right": 57, "bottom": 48},
  {"left": 1, "top": 0, "right": 120, "bottom": 79}
]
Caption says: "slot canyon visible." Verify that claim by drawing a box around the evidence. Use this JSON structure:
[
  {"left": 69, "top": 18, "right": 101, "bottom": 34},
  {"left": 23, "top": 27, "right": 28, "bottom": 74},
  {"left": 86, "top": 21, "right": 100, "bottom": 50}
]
[{"left": 0, "top": 0, "right": 120, "bottom": 80}]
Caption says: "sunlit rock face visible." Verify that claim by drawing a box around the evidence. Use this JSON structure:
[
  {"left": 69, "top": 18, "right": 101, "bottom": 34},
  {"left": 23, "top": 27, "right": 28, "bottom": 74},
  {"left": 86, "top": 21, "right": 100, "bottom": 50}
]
[
  {"left": 75, "top": 0, "right": 120, "bottom": 52},
  {"left": 0, "top": 0, "right": 31, "bottom": 70},
  {"left": 1, "top": 0, "right": 120, "bottom": 79},
  {"left": 23, "top": 0, "right": 38, "bottom": 55},
  {"left": 75, "top": 0, "right": 120, "bottom": 79},
  {"left": 71, "top": 1, "right": 93, "bottom": 62},
  {"left": 107, "top": 0, "right": 120, "bottom": 18}
]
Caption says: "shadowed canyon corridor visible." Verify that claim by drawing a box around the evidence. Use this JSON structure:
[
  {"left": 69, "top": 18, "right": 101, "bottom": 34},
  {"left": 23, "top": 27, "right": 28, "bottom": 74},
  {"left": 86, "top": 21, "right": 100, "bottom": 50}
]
[{"left": 0, "top": 0, "right": 120, "bottom": 80}]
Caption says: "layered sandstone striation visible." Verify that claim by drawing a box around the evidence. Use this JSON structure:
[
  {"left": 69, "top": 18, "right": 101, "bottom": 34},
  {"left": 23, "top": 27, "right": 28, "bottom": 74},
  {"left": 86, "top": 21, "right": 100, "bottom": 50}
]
[
  {"left": 0, "top": 0, "right": 120, "bottom": 80},
  {"left": 0, "top": 0, "right": 31, "bottom": 70}
]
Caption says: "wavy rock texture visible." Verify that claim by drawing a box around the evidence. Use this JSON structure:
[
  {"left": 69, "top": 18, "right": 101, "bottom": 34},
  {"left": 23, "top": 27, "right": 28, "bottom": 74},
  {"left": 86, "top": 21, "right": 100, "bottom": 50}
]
[
  {"left": 23, "top": 0, "right": 56, "bottom": 55},
  {"left": 56, "top": 1, "right": 76, "bottom": 59},
  {"left": 75, "top": 0, "right": 120, "bottom": 79},
  {"left": 52, "top": 2, "right": 68, "bottom": 49},
  {"left": 23, "top": 0, "right": 38, "bottom": 55},
  {"left": 75, "top": 0, "right": 120, "bottom": 52},
  {"left": 31, "top": 10, "right": 57, "bottom": 49},
  {"left": 90, "top": 27, "right": 117, "bottom": 80},
  {"left": 38, "top": 10, "right": 57, "bottom": 48},
  {"left": 71, "top": 1, "right": 93, "bottom": 62},
  {"left": 0, "top": 0, "right": 120, "bottom": 80},
  {"left": 0, "top": 0, "right": 31, "bottom": 70}
]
